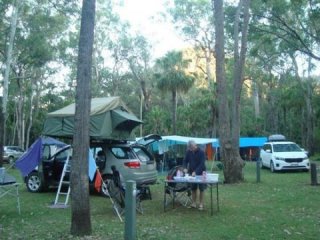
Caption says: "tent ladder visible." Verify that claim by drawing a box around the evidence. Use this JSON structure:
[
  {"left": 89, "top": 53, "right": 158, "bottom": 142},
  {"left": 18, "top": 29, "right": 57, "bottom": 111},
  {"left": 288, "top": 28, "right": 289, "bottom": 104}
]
[{"left": 51, "top": 154, "right": 71, "bottom": 208}]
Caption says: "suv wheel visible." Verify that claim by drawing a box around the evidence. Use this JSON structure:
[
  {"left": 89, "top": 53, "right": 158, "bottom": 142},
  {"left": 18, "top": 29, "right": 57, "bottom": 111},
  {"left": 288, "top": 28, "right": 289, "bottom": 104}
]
[
  {"left": 26, "top": 172, "right": 46, "bottom": 192},
  {"left": 270, "top": 161, "right": 275, "bottom": 173},
  {"left": 9, "top": 156, "right": 15, "bottom": 165},
  {"left": 259, "top": 159, "right": 264, "bottom": 169}
]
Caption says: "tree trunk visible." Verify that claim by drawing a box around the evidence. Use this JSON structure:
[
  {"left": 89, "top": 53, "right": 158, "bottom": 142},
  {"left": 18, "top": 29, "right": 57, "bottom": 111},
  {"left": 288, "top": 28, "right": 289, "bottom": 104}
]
[
  {"left": 213, "top": 0, "right": 232, "bottom": 180},
  {"left": 253, "top": 81, "right": 260, "bottom": 119},
  {"left": 214, "top": 0, "right": 250, "bottom": 183},
  {"left": 2, "top": 0, "right": 21, "bottom": 144},
  {"left": 70, "top": 0, "right": 96, "bottom": 236},
  {"left": 291, "top": 54, "right": 314, "bottom": 154},
  {"left": 172, "top": 90, "right": 177, "bottom": 135},
  {"left": 0, "top": 97, "right": 3, "bottom": 167}
]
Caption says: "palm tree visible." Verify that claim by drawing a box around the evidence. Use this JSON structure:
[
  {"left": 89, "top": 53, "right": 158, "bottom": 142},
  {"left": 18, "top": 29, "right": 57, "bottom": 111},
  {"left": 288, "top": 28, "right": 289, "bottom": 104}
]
[{"left": 155, "top": 51, "right": 195, "bottom": 134}]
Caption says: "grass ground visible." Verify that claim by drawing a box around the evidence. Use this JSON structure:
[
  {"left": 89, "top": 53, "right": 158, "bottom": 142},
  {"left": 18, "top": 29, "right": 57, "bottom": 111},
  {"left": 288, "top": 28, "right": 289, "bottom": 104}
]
[{"left": 1, "top": 161, "right": 320, "bottom": 240}]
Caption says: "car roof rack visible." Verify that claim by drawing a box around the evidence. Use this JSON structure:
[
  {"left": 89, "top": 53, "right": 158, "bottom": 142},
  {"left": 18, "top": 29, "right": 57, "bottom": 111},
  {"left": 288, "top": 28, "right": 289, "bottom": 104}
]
[{"left": 267, "top": 134, "right": 286, "bottom": 142}]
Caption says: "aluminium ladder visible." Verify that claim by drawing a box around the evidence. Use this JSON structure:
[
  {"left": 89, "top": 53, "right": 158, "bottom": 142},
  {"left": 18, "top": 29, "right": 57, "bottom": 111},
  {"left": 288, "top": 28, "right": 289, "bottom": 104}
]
[{"left": 52, "top": 153, "right": 71, "bottom": 208}]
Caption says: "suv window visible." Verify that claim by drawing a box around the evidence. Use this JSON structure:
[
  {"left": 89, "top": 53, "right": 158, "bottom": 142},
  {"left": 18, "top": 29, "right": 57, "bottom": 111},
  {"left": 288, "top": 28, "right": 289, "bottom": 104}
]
[
  {"left": 273, "top": 143, "right": 302, "bottom": 152},
  {"left": 263, "top": 144, "right": 272, "bottom": 152},
  {"left": 133, "top": 146, "right": 152, "bottom": 162},
  {"left": 110, "top": 147, "right": 135, "bottom": 159},
  {"left": 4, "top": 146, "right": 24, "bottom": 152}
]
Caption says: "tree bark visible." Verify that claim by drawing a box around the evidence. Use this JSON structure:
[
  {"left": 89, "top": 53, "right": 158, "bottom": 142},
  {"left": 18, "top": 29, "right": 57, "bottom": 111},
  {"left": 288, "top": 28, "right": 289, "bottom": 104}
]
[
  {"left": 214, "top": 0, "right": 250, "bottom": 183},
  {"left": 172, "top": 90, "right": 177, "bottom": 135},
  {"left": 291, "top": 54, "right": 314, "bottom": 154},
  {"left": 70, "top": 0, "right": 96, "bottom": 236},
  {"left": 2, "top": 0, "right": 21, "bottom": 144}
]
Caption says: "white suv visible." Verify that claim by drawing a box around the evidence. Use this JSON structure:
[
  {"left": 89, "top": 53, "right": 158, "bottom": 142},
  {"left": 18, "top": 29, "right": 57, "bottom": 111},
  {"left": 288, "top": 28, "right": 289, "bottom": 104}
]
[{"left": 260, "top": 135, "right": 310, "bottom": 172}]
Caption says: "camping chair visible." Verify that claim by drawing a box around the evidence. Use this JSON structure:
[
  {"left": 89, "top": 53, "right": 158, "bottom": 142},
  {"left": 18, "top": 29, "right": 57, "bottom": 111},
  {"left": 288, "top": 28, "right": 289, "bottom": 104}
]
[
  {"left": 164, "top": 165, "right": 192, "bottom": 208},
  {"left": 0, "top": 167, "right": 21, "bottom": 214},
  {"left": 108, "top": 166, "right": 151, "bottom": 216}
]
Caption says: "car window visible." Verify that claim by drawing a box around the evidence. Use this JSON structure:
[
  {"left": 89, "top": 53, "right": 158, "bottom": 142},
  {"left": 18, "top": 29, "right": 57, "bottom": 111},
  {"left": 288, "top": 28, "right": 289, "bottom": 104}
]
[
  {"left": 55, "top": 148, "right": 72, "bottom": 163},
  {"left": 273, "top": 143, "right": 302, "bottom": 152},
  {"left": 132, "top": 146, "right": 152, "bottom": 162},
  {"left": 262, "top": 144, "right": 271, "bottom": 152},
  {"left": 110, "top": 147, "right": 135, "bottom": 159},
  {"left": 13, "top": 147, "right": 24, "bottom": 152},
  {"left": 91, "top": 147, "right": 102, "bottom": 158},
  {"left": 4, "top": 146, "right": 24, "bottom": 152}
]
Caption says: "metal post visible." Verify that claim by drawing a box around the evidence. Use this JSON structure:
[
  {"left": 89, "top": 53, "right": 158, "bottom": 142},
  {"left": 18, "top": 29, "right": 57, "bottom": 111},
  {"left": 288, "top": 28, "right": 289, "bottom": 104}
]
[
  {"left": 310, "top": 163, "right": 318, "bottom": 186},
  {"left": 256, "top": 159, "right": 261, "bottom": 183},
  {"left": 125, "top": 180, "right": 136, "bottom": 240}
]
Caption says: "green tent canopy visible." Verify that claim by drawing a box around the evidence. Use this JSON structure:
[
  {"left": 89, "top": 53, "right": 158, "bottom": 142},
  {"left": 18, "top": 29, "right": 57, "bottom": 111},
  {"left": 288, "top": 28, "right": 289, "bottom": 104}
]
[{"left": 42, "top": 97, "right": 142, "bottom": 140}]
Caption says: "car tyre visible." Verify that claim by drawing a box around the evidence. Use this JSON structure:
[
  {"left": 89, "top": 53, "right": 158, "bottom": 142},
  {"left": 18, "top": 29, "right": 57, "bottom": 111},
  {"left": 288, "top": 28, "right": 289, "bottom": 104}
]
[
  {"left": 9, "top": 156, "right": 15, "bottom": 165},
  {"left": 259, "top": 159, "right": 265, "bottom": 169},
  {"left": 26, "top": 172, "right": 46, "bottom": 193},
  {"left": 270, "top": 161, "right": 275, "bottom": 173}
]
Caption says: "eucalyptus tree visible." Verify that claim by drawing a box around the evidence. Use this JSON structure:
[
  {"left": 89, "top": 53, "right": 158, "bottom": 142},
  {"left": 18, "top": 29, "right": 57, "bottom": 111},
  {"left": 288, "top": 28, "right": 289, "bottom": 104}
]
[
  {"left": 250, "top": 0, "right": 320, "bottom": 153},
  {"left": 168, "top": 0, "right": 215, "bottom": 86},
  {"left": 90, "top": 1, "right": 155, "bottom": 137},
  {"left": 0, "top": 1, "right": 79, "bottom": 148},
  {"left": 167, "top": 0, "right": 218, "bottom": 136},
  {"left": 154, "top": 50, "right": 195, "bottom": 135},
  {"left": 109, "top": 33, "right": 155, "bottom": 137},
  {"left": 213, "top": 0, "right": 250, "bottom": 183},
  {"left": 91, "top": 0, "right": 124, "bottom": 97}
]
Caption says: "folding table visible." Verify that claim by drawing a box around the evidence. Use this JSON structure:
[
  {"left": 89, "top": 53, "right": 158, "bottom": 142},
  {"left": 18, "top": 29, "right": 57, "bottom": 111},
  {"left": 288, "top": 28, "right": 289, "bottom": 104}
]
[
  {"left": 0, "top": 167, "right": 21, "bottom": 214},
  {"left": 164, "top": 177, "right": 220, "bottom": 216}
]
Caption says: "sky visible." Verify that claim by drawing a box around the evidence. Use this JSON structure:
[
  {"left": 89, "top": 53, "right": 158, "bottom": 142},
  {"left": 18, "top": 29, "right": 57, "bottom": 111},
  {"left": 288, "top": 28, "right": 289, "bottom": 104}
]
[{"left": 114, "top": 0, "right": 189, "bottom": 59}]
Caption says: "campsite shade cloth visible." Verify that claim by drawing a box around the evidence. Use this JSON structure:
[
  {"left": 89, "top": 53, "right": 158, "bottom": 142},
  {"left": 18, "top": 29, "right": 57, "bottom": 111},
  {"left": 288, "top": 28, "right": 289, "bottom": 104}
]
[
  {"left": 151, "top": 135, "right": 267, "bottom": 153},
  {"left": 213, "top": 137, "right": 267, "bottom": 148},
  {"left": 42, "top": 97, "right": 142, "bottom": 140},
  {"left": 161, "top": 135, "right": 218, "bottom": 145},
  {"left": 15, "top": 138, "right": 43, "bottom": 177},
  {"left": 15, "top": 137, "right": 67, "bottom": 177},
  {"left": 15, "top": 137, "right": 98, "bottom": 180}
]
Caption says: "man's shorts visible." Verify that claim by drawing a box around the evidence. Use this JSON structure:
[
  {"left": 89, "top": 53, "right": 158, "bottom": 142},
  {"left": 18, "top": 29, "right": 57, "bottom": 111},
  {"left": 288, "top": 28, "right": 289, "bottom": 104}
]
[{"left": 190, "top": 183, "right": 207, "bottom": 192}]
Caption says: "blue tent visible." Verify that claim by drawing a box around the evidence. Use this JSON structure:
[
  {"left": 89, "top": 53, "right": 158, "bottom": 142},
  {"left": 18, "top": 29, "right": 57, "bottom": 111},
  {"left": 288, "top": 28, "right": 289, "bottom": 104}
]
[{"left": 15, "top": 137, "right": 67, "bottom": 177}]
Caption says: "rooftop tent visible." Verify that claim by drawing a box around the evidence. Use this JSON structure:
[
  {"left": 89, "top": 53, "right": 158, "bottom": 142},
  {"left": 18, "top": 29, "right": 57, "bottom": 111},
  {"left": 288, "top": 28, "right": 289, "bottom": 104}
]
[{"left": 42, "top": 97, "right": 142, "bottom": 140}]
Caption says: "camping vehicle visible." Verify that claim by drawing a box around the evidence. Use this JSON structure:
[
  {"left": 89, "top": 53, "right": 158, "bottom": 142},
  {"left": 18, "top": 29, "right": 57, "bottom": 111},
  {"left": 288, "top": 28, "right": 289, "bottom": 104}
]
[
  {"left": 3, "top": 146, "right": 25, "bottom": 164},
  {"left": 20, "top": 97, "right": 160, "bottom": 194},
  {"left": 260, "top": 134, "right": 310, "bottom": 172},
  {"left": 25, "top": 135, "right": 161, "bottom": 194}
]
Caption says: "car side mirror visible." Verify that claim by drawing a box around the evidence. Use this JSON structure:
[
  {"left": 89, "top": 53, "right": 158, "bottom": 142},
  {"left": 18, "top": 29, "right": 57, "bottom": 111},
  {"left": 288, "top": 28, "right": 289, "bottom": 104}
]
[{"left": 265, "top": 149, "right": 271, "bottom": 153}]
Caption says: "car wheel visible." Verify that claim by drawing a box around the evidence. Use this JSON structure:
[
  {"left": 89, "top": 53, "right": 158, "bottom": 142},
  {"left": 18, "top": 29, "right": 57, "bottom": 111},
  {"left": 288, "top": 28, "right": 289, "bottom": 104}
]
[
  {"left": 270, "top": 161, "right": 275, "bottom": 173},
  {"left": 9, "top": 156, "right": 15, "bottom": 165},
  {"left": 26, "top": 172, "right": 45, "bottom": 193},
  {"left": 259, "top": 159, "right": 264, "bottom": 169}
]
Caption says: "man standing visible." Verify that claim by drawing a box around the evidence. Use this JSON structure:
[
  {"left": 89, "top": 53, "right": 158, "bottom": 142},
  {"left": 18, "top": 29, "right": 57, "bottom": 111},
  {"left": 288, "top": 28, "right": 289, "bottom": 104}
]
[{"left": 183, "top": 140, "right": 206, "bottom": 210}]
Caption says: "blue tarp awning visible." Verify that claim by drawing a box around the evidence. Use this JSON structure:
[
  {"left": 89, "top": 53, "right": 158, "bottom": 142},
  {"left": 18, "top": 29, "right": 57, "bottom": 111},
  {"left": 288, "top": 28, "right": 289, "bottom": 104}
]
[
  {"left": 212, "top": 137, "right": 267, "bottom": 148},
  {"left": 240, "top": 137, "right": 267, "bottom": 147},
  {"left": 15, "top": 137, "right": 67, "bottom": 177},
  {"left": 150, "top": 135, "right": 267, "bottom": 154},
  {"left": 162, "top": 135, "right": 218, "bottom": 145}
]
